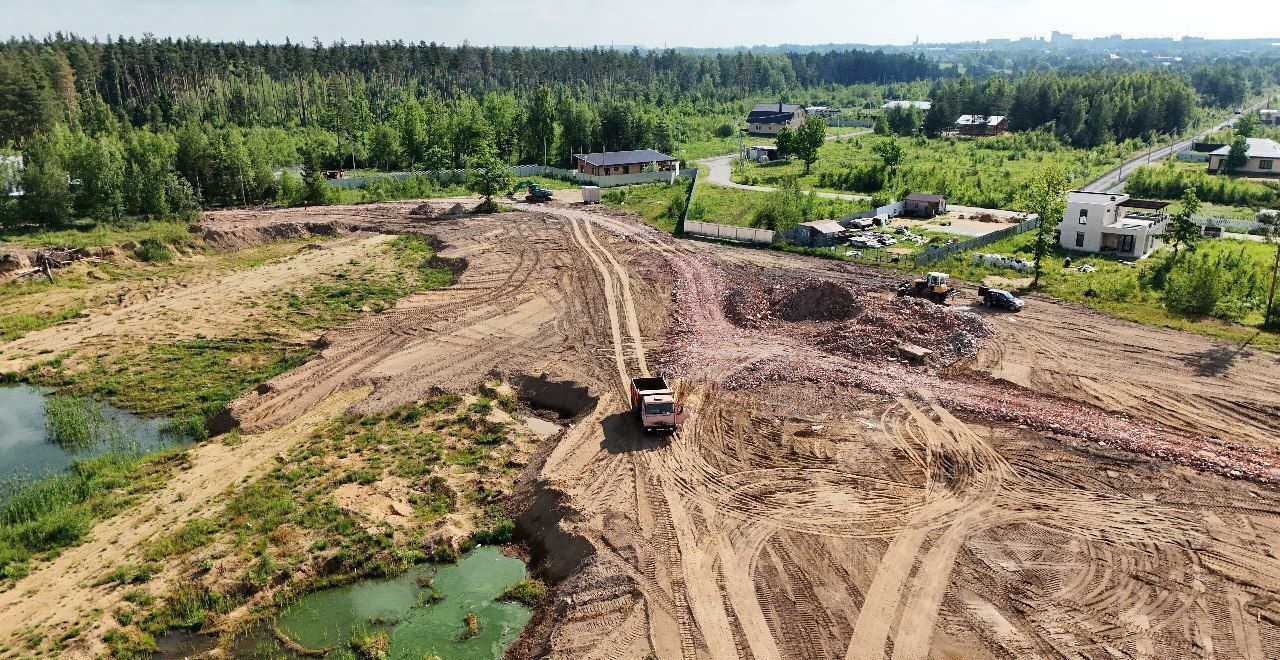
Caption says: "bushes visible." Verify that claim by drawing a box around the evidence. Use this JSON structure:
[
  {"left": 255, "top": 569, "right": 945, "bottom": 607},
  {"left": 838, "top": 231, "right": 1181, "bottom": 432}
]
[
  {"left": 497, "top": 578, "right": 546, "bottom": 606},
  {"left": 1159, "top": 248, "right": 1269, "bottom": 321},
  {"left": 133, "top": 238, "right": 173, "bottom": 263},
  {"left": 1127, "top": 162, "right": 1280, "bottom": 208}
]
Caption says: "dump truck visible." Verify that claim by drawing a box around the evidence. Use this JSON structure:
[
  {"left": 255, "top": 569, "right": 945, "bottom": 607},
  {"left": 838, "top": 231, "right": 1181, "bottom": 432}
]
[
  {"left": 977, "top": 285, "right": 1024, "bottom": 312},
  {"left": 629, "top": 376, "right": 687, "bottom": 432},
  {"left": 897, "top": 272, "right": 953, "bottom": 305}
]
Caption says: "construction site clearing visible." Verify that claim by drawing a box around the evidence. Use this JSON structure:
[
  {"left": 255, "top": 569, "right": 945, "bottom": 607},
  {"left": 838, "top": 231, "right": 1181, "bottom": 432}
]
[{"left": 2, "top": 197, "right": 1280, "bottom": 659}]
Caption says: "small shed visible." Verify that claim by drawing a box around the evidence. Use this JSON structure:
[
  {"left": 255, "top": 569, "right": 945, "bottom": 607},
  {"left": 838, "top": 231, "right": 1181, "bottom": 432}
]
[
  {"left": 902, "top": 192, "right": 948, "bottom": 218},
  {"left": 746, "top": 145, "right": 781, "bottom": 162},
  {"left": 785, "top": 219, "right": 846, "bottom": 247}
]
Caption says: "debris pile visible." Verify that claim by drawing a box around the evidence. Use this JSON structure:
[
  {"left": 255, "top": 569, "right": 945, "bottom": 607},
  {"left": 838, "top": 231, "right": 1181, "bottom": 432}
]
[
  {"left": 658, "top": 255, "right": 1280, "bottom": 485},
  {"left": 722, "top": 274, "right": 991, "bottom": 366}
]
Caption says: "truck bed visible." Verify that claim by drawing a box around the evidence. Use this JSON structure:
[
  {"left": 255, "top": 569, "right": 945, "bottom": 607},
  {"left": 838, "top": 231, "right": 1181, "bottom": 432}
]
[{"left": 631, "top": 377, "right": 670, "bottom": 392}]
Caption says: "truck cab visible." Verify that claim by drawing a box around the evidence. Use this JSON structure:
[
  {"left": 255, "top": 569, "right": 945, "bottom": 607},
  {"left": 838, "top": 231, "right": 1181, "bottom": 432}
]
[{"left": 629, "top": 377, "right": 687, "bottom": 432}]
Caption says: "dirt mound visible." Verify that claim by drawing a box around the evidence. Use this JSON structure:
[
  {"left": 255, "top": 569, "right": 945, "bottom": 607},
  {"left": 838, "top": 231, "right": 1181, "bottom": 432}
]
[
  {"left": 721, "top": 271, "right": 990, "bottom": 366},
  {"left": 408, "top": 202, "right": 437, "bottom": 216},
  {"left": 768, "top": 278, "right": 862, "bottom": 322},
  {"left": 197, "top": 220, "right": 344, "bottom": 252}
]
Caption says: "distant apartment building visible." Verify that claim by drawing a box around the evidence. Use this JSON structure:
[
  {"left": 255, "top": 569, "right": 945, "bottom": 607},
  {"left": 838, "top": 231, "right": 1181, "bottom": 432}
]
[
  {"left": 746, "top": 103, "right": 806, "bottom": 135},
  {"left": 1208, "top": 137, "right": 1280, "bottom": 175},
  {"left": 1061, "top": 191, "right": 1169, "bottom": 258}
]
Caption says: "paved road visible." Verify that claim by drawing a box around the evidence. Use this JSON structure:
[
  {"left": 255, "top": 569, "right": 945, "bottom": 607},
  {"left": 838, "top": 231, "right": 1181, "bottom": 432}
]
[{"left": 1080, "top": 100, "right": 1269, "bottom": 193}]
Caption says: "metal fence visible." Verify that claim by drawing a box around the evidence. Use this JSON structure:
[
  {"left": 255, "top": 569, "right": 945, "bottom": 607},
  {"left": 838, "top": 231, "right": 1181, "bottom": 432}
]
[
  {"left": 913, "top": 215, "right": 1040, "bottom": 267},
  {"left": 684, "top": 220, "right": 775, "bottom": 244}
]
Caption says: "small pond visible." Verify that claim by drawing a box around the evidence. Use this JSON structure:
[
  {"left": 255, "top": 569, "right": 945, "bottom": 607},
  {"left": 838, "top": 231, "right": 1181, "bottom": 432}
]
[
  {"left": 229, "top": 545, "right": 533, "bottom": 659},
  {"left": 0, "top": 383, "right": 171, "bottom": 488}
]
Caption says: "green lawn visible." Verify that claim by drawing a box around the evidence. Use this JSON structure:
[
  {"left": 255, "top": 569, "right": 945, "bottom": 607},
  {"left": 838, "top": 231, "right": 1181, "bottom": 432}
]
[
  {"left": 735, "top": 131, "right": 1146, "bottom": 210},
  {"left": 603, "top": 181, "right": 869, "bottom": 233}
]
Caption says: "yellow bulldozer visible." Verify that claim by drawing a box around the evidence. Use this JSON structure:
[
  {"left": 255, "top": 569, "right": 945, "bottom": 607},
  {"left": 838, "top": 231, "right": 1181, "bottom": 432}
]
[{"left": 896, "top": 271, "right": 953, "bottom": 305}]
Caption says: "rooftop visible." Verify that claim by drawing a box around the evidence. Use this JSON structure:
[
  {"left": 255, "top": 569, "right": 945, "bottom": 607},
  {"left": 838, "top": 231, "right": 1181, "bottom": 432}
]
[
  {"left": 1209, "top": 137, "right": 1280, "bottom": 159},
  {"left": 800, "top": 220, "right": 846, "bottom": 234},
  {"left": 882, "top": 100, "right": 932, "bottom": 110},
  {"left": 956, "top": 114, "right": 1007, "bottom": 126},
  {"left": 573, "top": 149, "right": 675, "bottom": 167},
  {"left": 905, "top": 192, "right": 946, "bottom": 203}
]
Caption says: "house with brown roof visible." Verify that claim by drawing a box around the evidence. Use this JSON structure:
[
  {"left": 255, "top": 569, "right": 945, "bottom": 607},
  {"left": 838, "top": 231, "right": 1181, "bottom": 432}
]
[
  {"left": 903, "top": 192, "right": 947, "bottom": 218},
  {"left": 573, "top": 150, "right": 677, "bottom": 176},
  {"left": 955, "top": 115, "right": 1009, "bottom": 136}
]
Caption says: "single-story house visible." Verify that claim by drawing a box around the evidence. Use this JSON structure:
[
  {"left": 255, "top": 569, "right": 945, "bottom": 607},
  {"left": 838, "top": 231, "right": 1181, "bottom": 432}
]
[
  {"left": 1060, "top": 190, "right": 1169, "bottom": 258},
  {"left": 746, "top": 145, "right": 782, "bottom": 162},
  {"left": 746, "top": 103, "right": 806, "bottom": 135},
  {"left": 902, "top": 192, "right": 947, "bottom": 218},
  {"left": 955, "top": 115, "right": 1009, "bottom": 136},
  {"left": 574, "top": 149, "right": 677, "bottom": 176},
  {"left": 1259, "top": 109, "right": 1279, "bottom": 126},
  {"left": 881, "top": 100, "right": 932, "bottom": 111},
  {"left": 1207, "top": 138, "right": 1280, "bottom": 175},
  {"left": 805, "top": 106, "right": 840, "bottom": 118},
  {"left": 785, "top": 219, "right": 846, "bottom": 247}
]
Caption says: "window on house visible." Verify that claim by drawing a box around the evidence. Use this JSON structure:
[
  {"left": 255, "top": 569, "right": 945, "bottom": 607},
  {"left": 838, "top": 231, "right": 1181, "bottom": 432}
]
[
  {"left": 1117, "top": 234, "right": 1135, "bottom": 253},
  {"left": 1078, "top": 209, "right": 1088, "bottom": 224},
  {"left": 1261, "top": 160, "right": 1274, "bottom": 170},
  {"left": 1075, "top": 231, "right": 1085, "bottom": 248}
]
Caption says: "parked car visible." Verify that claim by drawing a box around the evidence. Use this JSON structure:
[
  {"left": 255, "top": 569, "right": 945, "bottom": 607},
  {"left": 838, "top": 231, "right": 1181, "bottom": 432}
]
[{"left": 977, "top": 285, "right": 1024, "bottom": 312}]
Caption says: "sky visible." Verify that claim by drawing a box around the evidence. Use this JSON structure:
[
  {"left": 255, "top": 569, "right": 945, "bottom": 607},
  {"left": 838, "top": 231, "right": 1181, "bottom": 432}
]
[{"left": 3, "top": 0, "right": 1278, "bottom": 48}]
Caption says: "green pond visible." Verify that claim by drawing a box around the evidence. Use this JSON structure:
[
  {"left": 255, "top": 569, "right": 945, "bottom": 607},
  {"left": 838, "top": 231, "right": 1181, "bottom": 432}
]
[
  {"left": 0, "top": 383, "right": 170, "bottom": 488},
  {"left": 230, "top": 546, "right": 532, "bottom": 659}
]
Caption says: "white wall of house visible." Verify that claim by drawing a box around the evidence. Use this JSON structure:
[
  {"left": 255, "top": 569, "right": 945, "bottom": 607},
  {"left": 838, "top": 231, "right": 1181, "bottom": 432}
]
[
  {"left": 1208, "top": 154, "right": 1278, "bottom": 174},
  {"left": 1060, "top": 191, "right": 1164, "bottom": 258}
]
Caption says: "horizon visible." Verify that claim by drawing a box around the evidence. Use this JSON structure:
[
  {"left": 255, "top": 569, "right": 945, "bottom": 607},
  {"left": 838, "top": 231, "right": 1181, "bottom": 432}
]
[{"left": 5, "top": 0, "right": 1280, "bottom": 49}]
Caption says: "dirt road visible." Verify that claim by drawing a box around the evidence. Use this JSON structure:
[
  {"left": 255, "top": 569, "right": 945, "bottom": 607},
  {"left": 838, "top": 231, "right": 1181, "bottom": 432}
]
[{"left": 5, "top": 199, "right": 1280, "bottom": 658}]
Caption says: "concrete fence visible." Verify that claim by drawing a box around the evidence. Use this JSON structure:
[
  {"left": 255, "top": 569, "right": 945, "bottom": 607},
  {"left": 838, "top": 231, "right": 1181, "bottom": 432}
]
[
  {"left": 913, "top": 215, "right": 1041, "bottom": 267},
  {"left": 327, "top": 164, "right": 696, "bottom": 189},
  {"left": 685, "top": 220, "right": 775, "bottom": 244}
]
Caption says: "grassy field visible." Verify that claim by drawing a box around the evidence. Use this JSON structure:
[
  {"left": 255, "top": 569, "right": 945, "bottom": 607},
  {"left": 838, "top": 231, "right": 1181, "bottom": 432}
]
[
  {"left": 102, "top": 387, "right": 531, "bottom": 657},
  {"left": 604, "top": 181, "right": 870, "bottom": 233},
  {"left": 933, "top": 232, "right": 1280, "bottom": 351},
  {"left": 735, "top": 131, "right": 1144, "bottom": 210},
  {"left": 23, "top": 234, "right": 456, "bottom": 437}
]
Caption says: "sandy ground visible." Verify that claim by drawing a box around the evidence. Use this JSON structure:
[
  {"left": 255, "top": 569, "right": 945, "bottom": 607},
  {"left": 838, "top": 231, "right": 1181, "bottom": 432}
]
[{"left": 3, "top": 200, "right": 1280, "bottom": 658}]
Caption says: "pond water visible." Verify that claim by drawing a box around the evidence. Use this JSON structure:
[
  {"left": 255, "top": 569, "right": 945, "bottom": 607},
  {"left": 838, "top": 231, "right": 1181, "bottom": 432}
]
[
  {"left": 229, "top": 545, "right": 532, "bottom": 659},
  {"left": 0, "top": 383, "right": 171, "bottom": 488}
]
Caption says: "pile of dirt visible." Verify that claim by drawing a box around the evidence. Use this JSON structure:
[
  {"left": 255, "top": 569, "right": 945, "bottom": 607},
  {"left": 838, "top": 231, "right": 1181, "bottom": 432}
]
[
  {"left": 408, "top": 202, "right": 437, "bottom": 216},
  {"left": 722, "top": 273, "right": 990, "bottom": 366},
  {"left": 197, "top": 219, "right": 345, "bottom": 252}
]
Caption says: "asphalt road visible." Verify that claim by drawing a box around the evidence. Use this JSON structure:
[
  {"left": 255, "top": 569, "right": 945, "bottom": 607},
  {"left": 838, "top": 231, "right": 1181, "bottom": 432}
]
[{"left": 1080, "top": 100, "right": 1269, "bottom": 193}]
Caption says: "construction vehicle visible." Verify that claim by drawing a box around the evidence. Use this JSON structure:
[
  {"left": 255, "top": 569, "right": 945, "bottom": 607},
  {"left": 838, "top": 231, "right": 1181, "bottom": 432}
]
[
  {"left": 512, "top": 180, "right": 554, "bottom": 202},
  {"left": 897, "top": 272, "right": 953, "bottom": 305},
  {"left": 629, "top": 376, "right": 687, "bottom": 433},
  {"left": 977, "top": 285, "right": 1024, "bottom": 312}
]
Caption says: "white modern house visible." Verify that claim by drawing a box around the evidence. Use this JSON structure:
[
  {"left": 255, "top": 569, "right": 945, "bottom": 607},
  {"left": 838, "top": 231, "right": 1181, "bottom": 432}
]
[
  {"left": 1060, "top": 191, "right": 1170, "bottom": 258},
  {"left": 1208, "top": 137, "right": 1280, "bottom": 175}
]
